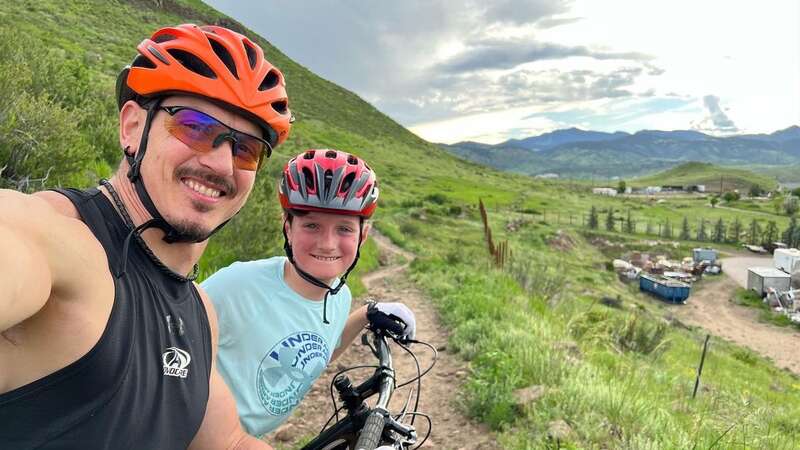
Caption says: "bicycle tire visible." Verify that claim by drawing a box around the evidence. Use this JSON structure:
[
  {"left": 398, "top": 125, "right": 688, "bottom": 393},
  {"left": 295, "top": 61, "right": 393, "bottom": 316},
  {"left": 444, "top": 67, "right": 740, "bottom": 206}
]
[{"left": 354, "top": 410, "right": 384, "bottom": 450}]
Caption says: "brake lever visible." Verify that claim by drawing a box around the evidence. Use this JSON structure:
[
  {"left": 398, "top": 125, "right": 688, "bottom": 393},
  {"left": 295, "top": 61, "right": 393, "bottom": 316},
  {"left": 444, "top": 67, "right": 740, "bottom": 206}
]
[{"left": 384, "top": 415, "right": 417, "bottom": 446}]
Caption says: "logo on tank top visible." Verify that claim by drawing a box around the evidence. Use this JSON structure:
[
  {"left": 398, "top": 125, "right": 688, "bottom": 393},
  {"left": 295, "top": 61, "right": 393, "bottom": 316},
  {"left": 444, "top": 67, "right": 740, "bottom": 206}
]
[
  {"left": 256, "top": 332, "right": 330, "bottom": 416},
  {"left": 162, "top": 347, "right": 192, "bottom": 378}
]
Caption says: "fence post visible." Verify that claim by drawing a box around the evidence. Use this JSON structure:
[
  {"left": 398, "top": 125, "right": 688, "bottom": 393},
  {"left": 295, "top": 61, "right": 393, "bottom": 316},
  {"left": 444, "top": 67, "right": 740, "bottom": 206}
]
[{"left": 693, "top": 334, "right": 711, "bottom": 399}]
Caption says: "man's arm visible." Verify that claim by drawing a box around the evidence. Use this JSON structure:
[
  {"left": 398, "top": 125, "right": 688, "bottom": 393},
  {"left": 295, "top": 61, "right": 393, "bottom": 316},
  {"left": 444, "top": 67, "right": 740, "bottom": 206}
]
[
  {"left": 0, "top": 221, "right": 52, "bottom": 331},
  {"left": 331, "top": 306, "right": 369, "bottom": 362},
  {"left": 0, "top": 189, "right": 86, "bottom": 331},
  {"left": 188, "top": 287, "right": 274, "bottom": 450}
]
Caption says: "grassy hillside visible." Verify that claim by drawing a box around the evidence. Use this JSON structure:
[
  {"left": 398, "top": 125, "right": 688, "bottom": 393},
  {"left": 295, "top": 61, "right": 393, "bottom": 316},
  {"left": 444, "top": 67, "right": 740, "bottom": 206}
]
[
  {"left": 631, "top": 162, "right": 779, "bottom": 192},
  {"left": 5, "top": 1, "right": 800, "bottom": 448}
]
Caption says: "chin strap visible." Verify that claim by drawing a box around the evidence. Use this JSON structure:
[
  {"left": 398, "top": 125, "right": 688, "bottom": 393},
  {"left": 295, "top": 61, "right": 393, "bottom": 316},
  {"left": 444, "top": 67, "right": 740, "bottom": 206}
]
[
  {"left": 282, "top": 218, "right": 363, "bottom": 324},
  {"left": 124, "top": 97, "right": 231, "bottom": 244}
]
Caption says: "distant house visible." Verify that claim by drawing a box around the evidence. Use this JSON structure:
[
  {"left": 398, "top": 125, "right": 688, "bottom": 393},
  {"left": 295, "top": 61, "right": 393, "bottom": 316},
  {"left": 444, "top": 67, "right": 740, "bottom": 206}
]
[
  {"left": 592, "top": 187, "right": 618, "bottom": 196},
  {"left": 686, "top": 185, "right": 706, "bottom": 192},
  {"left": 645, "top": 186, "right": 662, "bottom": 195},
  {"left": 662, "top": 185, "right": 684, "bottom": 192},
  {"left": 535, "top": 173, "right": 560, "bottom": 179}
]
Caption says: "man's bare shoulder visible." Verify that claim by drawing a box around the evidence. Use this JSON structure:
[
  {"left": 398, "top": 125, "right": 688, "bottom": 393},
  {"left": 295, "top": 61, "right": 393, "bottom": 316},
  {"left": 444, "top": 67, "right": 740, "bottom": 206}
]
[
  {"left": 1, "top": 189, "right": 78, "bottom": 224},
  {"left": 1, "top": 189, "right": 108, "bottom": 283},
  {"left": 32, "top": 190, "right": 81, "bottom": 220}
]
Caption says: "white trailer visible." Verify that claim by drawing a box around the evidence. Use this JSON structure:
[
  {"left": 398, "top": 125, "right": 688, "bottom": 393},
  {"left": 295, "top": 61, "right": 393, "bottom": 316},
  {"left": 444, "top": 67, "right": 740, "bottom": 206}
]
[
  {"left": 748, "top": 267, "right": 791, "bottom": 297},
  {"left": 774, "top": 248, "right": 800, "bottom": 274}
]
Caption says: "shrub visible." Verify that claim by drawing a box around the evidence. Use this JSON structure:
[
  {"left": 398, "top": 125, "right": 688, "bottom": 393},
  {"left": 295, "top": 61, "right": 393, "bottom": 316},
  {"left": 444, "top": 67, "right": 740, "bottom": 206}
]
[{"left": 425, "top": 193, "right": 448, "bottom": 204}]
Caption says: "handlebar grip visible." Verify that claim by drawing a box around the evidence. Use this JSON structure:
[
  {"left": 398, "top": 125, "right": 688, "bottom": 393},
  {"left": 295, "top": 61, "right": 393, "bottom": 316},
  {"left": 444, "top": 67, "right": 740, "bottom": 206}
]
[{"left": 355, "top": 410, "right": 385, "bottom": 450}]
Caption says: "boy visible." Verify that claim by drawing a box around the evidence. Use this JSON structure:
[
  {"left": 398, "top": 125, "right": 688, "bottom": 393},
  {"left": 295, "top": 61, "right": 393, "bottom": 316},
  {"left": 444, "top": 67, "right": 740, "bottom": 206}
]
[{"left": 201, "top": 149, "right": 415, "bottom": 436}]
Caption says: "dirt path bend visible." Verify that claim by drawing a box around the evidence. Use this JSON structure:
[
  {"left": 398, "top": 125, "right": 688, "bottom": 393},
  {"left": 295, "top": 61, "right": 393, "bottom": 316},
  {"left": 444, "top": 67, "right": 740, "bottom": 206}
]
[
  {"left": 671, "top": 274, "right": 800, "bottom": 375},
  {"left": 265, "top": 232, "right": 500, "bottom": 450}
]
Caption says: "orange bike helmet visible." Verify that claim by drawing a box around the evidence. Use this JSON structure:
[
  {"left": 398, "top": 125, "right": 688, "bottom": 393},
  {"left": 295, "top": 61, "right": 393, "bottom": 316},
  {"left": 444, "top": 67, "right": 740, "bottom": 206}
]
[{"left": 116, "top": 23, "right": 292, "bottom": 147}]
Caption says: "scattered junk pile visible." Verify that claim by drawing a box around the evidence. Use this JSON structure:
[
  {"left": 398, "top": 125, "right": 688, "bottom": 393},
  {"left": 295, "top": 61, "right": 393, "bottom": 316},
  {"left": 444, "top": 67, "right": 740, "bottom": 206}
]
[
  {"left": 748, "top": 246, "right": 800, "bottom": 323},
  {"left": 613, "top": 247, "right": 722, "bottom": 304}
]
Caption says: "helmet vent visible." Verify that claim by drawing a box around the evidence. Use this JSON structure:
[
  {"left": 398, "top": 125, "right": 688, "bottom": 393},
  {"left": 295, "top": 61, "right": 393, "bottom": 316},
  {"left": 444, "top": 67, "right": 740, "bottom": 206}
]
[
  {"left": 243, "top": 41, "right": 258, "bottom": 70},
  {"left": 259, "top": 70, "right": 280, "bottom": 91},
  {"left": 341, "top": 172, "right": 355, "bottom": 193},
  {"left": 208, "top": 37, "right": 239, "bottom": 79},
  {"left": 346, "top": 154, "right": 358, "bottom": 165},
  {"left": 153, "top": 34, "right": 177, "bottom": 43},
  {"left": 132, "top": 54, "right": 157, "bottom": 69},
  {"left": 302, "top": 167, "right": 315, "bottom": 189},
  {"left": 324, "top": 170, "right": 333, "bottom": 193},
  {"left": 166, "top": 49, "right": 217, "bottom": 79},
  {"left": 303, "top": 150, "right": 316, "bottom": 159},
  {"left": 325, "top": 150, "right": 337, "bottom": 159},
  {"left": 147, "top": 46, "right": 170, "bottom": 65},
  {"left": 271, "top": 100, "right": 288, "bottom": 114}
]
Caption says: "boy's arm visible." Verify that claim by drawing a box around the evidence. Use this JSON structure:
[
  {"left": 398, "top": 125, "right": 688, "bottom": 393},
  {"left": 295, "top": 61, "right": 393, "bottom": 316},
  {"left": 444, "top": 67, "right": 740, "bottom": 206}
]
[{"left": 330, "top": 306, "right": 369, "bottom": 362}]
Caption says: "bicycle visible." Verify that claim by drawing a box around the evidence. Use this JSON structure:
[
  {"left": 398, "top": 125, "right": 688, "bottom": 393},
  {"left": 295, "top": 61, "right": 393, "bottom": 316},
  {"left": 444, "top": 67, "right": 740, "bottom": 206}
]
[{"left": 301, "top": 328, "right": 437, "bottom": 450}]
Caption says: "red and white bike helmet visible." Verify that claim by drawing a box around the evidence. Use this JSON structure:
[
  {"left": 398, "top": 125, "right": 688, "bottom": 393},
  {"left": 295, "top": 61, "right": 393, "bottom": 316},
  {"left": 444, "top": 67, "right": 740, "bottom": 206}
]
[
  {"left": 278, "top": 149, "right": 379, "bottom": 324},
  {"left": 279, "top": 149, "right": 379, "bottom": 218}
]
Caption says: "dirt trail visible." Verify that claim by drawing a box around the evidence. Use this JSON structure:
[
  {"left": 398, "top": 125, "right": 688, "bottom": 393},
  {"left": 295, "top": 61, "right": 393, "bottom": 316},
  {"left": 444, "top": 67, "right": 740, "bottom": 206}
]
[
  {"left": 671, "top": 274, "right": 800, "bottom": 375},
  {"left": 265, "top": 232, "right": 500, "bottom": 449}
]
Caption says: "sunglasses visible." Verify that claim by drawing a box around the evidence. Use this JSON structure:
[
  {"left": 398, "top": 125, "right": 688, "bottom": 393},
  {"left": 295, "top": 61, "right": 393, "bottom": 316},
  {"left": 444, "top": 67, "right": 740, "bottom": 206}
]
[{"left": 160, "top": 105, "right": 272, "bottom": 171}]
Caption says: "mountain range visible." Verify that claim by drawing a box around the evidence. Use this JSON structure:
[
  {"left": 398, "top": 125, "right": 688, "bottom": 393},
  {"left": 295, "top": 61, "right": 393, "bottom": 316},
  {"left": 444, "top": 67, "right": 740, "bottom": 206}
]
[{"left": 441, "top": 126, "right": 800, "bottom": 179}]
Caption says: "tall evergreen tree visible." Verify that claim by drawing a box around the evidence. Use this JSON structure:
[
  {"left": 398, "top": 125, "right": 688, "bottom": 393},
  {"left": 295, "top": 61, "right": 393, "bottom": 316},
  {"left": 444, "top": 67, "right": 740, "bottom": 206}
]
[
  {"left": 680, "top": 216, "right": 691, "bottom": 240},
  {"left": 605, "top": 208, "right": 615, "bottom": 231},
  {"left": 783, "top": 216, "right": 797, "bottom": 245},
  {"left": 662, "top": 219, "right": 673, "bottom": 239},
  {"left": 625, "top": 209, "right": 635, "bottom": 234},
  {"left": 712, "top": 218, "right": 725, "bottom": 243},
  {"left": 763, "top": 221, "right": 779, "bottom": 246},
  {"left": 697, "top": 219, "right": 708, "bottom": 241},
  {"left": 588, "top": 205, "right": 599, "bottom": 229},
  {"left": 747, "top": 219, "right": 762, "bottom": 245},
  {"left": 728, "top": 217, "right": 742, "bottom": 243}
]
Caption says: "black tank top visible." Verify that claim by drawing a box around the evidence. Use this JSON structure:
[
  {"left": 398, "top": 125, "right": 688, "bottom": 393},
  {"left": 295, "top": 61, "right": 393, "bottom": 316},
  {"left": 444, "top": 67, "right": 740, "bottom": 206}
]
[{"left": 0, "top": 188, "right": 212, "bottom": 449}]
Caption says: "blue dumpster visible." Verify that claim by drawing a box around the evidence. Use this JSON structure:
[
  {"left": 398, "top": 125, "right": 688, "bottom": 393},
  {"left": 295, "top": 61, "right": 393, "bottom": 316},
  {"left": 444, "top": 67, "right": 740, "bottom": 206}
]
[{"left": 639, "top": 273, "right": 691, "bottom": 304}]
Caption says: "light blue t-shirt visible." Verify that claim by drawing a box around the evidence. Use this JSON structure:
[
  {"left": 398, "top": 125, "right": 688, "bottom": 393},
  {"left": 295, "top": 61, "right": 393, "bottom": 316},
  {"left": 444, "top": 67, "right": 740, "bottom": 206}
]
[{"left": 201, "top": 256, "right": 351, "bottom": 436}]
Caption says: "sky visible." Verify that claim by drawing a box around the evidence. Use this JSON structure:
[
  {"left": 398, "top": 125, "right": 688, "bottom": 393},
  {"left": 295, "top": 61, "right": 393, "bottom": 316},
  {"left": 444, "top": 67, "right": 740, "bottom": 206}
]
[{"left": 203, "top": 0, "right": 800, "bottom": 144}]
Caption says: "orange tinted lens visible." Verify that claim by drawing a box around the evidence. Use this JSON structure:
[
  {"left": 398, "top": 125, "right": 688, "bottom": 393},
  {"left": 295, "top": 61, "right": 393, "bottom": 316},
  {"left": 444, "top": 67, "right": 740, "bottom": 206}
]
[
  {"left": 232, "top": 138, "right": 265, "bottom": 171},
  {"left": 165, "top": 108, "right": 228, "bottom": 154}
]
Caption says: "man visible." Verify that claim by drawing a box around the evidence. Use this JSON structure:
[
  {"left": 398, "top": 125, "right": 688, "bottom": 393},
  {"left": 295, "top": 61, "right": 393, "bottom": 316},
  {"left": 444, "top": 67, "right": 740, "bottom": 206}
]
[{"left": 0, "top": 24, "right": 290, "bottom": 449}]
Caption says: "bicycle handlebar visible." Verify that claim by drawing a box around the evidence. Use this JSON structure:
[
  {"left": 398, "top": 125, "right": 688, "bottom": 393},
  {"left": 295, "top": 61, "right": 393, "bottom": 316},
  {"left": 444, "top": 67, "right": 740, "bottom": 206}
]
[
  {"left": 355, "top": 410, "right": 386, "bottom": 450},
  {"left": 302, "top": 329, "right": 432, "bottom": 450}
]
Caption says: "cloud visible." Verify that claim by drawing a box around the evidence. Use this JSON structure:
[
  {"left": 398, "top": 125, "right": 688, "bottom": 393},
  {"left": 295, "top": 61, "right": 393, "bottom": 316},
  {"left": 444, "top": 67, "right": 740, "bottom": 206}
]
[
  {"left": 437, "top": 39, "right": 653, "bottom": 74},
  {"left": 691, "top": 95, "right": 739, "bottom": 134},
  {"left": 206, "top": 0, "right": 665, "bottom": 134},
  {"left": 480, "top": 0, "right": 574, "bottom": 25}
]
